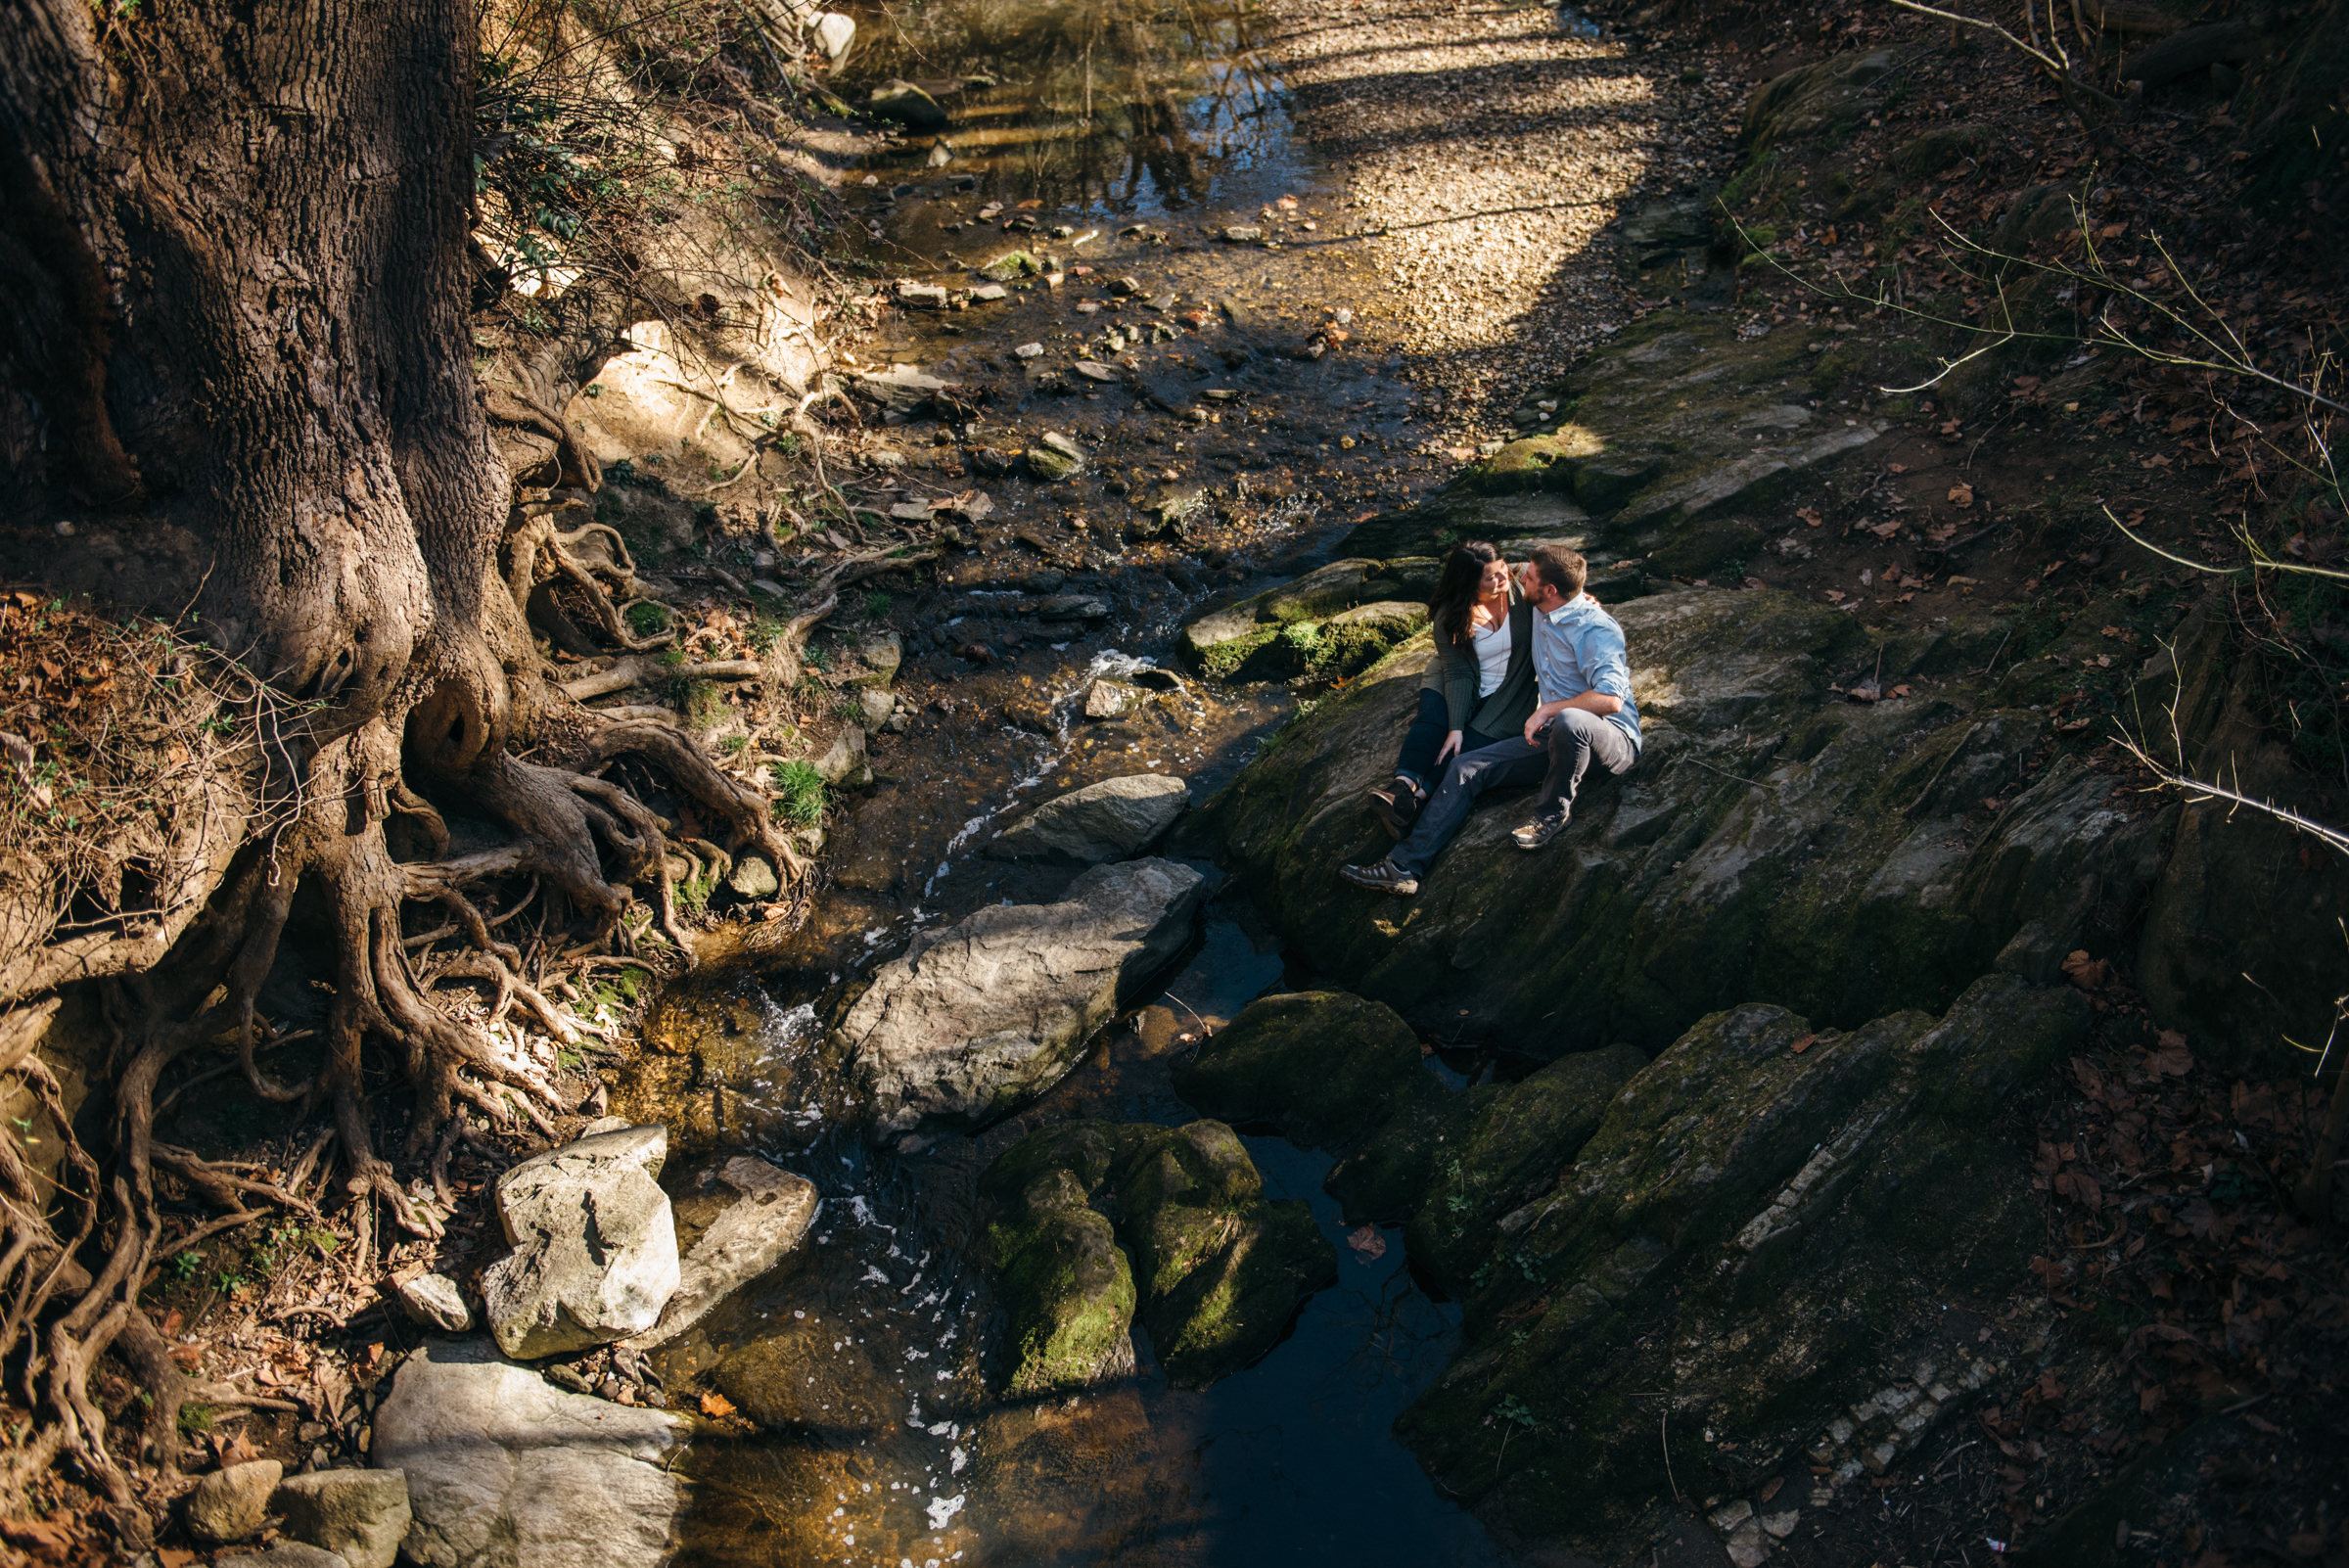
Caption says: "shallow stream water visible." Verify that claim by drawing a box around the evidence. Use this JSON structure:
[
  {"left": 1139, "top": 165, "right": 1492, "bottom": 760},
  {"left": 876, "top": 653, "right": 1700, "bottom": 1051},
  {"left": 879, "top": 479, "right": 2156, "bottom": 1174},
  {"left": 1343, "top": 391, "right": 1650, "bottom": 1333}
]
[{"left": 615, "top": 2, "right": 1525, "bottom": 1559}]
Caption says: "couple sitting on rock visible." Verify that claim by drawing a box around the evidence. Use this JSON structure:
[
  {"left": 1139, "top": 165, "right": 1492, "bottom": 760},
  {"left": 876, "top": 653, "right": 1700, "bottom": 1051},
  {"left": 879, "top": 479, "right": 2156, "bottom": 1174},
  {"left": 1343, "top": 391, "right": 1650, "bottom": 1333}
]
[{"left": 1342, "top": 541, "right": 1640, "bottom": 897}]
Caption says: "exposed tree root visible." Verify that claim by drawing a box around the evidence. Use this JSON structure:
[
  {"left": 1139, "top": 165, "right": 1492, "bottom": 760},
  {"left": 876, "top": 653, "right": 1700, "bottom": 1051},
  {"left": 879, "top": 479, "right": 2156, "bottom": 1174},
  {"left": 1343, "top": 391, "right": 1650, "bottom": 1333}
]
[{"left": 0, "top": 441, "right": 887, "bottom": 1543}]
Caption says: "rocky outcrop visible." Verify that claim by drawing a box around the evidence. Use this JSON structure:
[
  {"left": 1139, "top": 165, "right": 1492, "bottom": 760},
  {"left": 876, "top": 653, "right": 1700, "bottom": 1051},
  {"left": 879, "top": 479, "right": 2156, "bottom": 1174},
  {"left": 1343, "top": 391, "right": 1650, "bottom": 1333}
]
[
  {"left": 622, "top": 1156, "right": 816, "bottom": 1351},
  {"left": 980, "top": 1120, "right": 1337, "bottom": 1391},
  {"left": 481, "top": 1127, "right": 680, "bottom": 1360},
  {"left": 1394, "top": 975, "right": 2086, "bottom": 1556},
  {"left": 985, "top": 773, "right": 1191, "bottom": 863},
  {"left": 1159, "top": 976, "right": 2084, "bottom": 1560},
  {"left": 1176, "top": 585, "right": 2175, "bottom": 1059},
  {"left": 372, "top": 1337, "right": 682, "bottom": 1568},
  {"left": 839, "top": 857, "right": 1207, "bottom": 1131},
  {"left": 1171, "top": 991, "right": 1462, "bottom": 1222}
]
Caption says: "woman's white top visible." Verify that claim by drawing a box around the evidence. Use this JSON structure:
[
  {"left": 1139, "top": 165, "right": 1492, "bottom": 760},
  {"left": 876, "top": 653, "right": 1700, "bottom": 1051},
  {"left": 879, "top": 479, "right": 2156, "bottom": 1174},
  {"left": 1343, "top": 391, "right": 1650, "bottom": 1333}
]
[{"left": 1471, "top": 613, "right": 1512, "bottom": 698}]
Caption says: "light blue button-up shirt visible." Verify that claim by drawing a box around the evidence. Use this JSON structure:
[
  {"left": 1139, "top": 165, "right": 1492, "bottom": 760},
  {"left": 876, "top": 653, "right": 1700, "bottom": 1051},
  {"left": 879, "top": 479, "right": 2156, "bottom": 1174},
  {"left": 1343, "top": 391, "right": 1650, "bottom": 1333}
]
[{"left": 1532, "top": 594, "right": 1640, "bottom": 753}]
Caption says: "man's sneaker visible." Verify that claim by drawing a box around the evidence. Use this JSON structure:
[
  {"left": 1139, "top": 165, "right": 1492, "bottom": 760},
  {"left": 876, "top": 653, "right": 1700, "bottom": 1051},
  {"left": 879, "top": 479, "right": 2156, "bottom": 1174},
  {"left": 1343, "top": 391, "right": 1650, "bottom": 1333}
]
[
  {"left": 1511, "top": 807, "right": 1570, "bottom": 851},
  {"left": 1365, "top": 780, "right": 1422, "bottom": 840},
  {"left": 1340, "top": 857, "right": 1420, "bottom": 896}
]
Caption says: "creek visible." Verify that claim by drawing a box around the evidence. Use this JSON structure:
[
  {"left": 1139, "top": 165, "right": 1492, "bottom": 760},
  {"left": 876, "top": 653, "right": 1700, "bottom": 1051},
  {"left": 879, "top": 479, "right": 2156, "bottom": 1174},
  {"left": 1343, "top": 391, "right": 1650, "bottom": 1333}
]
[{"left": 612, "top": 0, "right": 1530, "bottom": 1561}]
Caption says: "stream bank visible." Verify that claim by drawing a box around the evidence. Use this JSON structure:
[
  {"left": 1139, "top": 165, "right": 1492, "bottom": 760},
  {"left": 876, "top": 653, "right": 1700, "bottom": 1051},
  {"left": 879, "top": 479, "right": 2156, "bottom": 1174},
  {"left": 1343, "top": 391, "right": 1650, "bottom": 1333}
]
[{"left": 77, "top": 0, "right": 2348, "bottom": 1559}]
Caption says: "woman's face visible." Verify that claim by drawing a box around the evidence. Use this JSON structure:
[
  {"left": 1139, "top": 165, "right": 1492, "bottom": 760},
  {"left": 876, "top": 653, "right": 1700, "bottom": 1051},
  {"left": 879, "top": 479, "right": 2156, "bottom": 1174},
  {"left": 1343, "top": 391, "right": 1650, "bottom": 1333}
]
[{"left": 1477, "top": 559, "right": 1511, "bottom": 599}]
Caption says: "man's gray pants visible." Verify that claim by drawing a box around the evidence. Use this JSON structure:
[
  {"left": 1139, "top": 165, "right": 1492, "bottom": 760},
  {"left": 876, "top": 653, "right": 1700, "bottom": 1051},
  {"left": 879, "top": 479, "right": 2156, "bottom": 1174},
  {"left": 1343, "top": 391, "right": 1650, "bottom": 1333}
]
[{"left": 1389, "top": 709, "right": 1635, "bottom": 876}]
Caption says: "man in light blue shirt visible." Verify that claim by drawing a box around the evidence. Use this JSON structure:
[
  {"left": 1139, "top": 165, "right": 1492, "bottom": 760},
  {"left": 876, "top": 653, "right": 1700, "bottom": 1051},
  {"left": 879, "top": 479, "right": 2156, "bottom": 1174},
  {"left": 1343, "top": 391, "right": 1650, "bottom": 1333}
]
[{"left": 1342, "top": 545, "right": 1639, "bottom": 895}]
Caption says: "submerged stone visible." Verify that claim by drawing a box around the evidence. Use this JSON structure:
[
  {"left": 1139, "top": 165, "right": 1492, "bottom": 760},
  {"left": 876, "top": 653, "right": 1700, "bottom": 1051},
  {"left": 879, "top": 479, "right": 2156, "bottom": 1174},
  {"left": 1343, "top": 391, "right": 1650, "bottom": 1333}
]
[{"left": 978, "top": 1119, "right": 1336, "bottom": 1392}]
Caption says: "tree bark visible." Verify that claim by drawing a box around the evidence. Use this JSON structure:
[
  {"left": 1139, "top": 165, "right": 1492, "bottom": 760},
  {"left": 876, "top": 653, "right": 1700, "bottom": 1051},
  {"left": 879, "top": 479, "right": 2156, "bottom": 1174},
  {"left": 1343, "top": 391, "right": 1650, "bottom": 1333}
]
[{"left": 0, "top": 0, "right": 806, "bottom": 1530}]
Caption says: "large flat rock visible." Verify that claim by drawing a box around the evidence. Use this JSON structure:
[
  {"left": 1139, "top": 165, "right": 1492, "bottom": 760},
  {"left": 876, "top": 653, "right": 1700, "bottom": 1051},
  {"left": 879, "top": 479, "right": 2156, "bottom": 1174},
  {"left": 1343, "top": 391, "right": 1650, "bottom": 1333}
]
[
  {"left": 840, "top": 857, "right": 1207, "bottom": 1131},
  {"left": 372, "top": 1338, "right": 682, "bottom": 1568},
  {"left": 985, "top": 772, "right": 1191, "bottom": 863}
]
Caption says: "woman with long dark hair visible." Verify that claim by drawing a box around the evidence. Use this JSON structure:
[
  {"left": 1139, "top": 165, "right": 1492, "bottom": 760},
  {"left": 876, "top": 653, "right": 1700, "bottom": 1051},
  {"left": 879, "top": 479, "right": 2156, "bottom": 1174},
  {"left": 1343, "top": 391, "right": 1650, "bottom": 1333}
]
[{"left": 1365, "top": 539, "right": 1538, "bottom": 838}]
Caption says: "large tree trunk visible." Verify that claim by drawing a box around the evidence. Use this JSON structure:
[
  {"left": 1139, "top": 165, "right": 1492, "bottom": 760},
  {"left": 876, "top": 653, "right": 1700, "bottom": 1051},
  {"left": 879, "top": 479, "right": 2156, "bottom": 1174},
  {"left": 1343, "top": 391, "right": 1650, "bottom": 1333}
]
[{"left": 0, "top": 0, "right": 801, "bottom": 1533}]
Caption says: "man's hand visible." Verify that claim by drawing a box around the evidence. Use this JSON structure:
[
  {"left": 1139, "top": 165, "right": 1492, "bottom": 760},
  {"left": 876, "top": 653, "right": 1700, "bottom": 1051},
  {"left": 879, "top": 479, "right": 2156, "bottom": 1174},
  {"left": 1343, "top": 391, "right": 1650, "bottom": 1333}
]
[
  {"left": 1437, "top": 729, "right": 1464, "bottom": 765},
  {"left": 1522, "top": 701, "right": 1568, "bottom": 746}
]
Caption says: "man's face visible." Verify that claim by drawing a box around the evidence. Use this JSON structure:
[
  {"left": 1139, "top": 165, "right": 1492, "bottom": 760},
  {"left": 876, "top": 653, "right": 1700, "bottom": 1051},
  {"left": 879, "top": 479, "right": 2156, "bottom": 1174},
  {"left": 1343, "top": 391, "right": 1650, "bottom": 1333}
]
[{"left": 1517, "top": 558, "right": 1544, "bottom": 600}]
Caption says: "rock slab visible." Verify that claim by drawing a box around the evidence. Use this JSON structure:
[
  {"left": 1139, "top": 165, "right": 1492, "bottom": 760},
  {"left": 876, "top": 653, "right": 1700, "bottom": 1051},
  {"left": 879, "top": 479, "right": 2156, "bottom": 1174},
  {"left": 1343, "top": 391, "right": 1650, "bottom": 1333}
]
[
  {"left": 373, "top": 1337, "right": 682, "bottom": 1568},
  {"left": 840, "top": 857, "right": 1207, "bottom": 1131},
  {"left": 987, "top": 773, "right": 1191, "bottom": 863},
  {"left": 273, "top": 1467, "right": 411, "bottom": 1568},
  {"left": 480, "top": 1127, "right": 680, "bottom": 1360},
  {"left": 622, "top": 1157, "right": 818, "bottom": 1350}
]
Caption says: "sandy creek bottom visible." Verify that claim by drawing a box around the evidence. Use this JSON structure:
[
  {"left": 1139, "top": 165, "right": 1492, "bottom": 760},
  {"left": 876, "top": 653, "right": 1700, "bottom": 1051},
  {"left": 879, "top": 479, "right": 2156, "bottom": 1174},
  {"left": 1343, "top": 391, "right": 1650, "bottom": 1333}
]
[{"left": 631, "top": 915, "right": 1508, "bottom": 1568}]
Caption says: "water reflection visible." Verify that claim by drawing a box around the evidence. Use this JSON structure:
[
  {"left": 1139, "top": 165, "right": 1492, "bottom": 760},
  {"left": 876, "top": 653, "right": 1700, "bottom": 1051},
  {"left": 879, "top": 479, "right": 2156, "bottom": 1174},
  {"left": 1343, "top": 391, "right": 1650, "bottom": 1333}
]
[{"left": 841, "top": 0, "right": 1301, "bottom": 215}]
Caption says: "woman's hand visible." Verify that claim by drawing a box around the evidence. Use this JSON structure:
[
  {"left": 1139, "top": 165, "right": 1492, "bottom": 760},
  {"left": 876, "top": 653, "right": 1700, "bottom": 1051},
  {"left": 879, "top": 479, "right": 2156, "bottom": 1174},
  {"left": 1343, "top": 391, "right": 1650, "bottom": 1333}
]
[{"left": 1437, "top": 729, "right": 1464, "bottom": 765}]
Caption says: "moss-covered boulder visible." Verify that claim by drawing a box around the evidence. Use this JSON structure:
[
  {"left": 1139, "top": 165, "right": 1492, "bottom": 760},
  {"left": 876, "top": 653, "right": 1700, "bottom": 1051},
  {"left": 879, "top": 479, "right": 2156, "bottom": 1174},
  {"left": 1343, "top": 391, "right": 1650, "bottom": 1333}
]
[
  {"left": 983, "top": 1163, "right": 1139, "bottom": 1395},
  {"left": 1176, "top": 584, "right": 2176, "bottom": 1060},
  {"left": 1118, "top": 1121, "right": 1337, "bottom": 1387},
  {"left": 1457, "top": 427, "right": 1606, "bottom": 494},
  {"left": 1741, "top": 49, "right": 1898, "bottom": 147},
  {"left": 1393, "top": 974, "right": 2088, "bottom": 1558},
  {"left": 1403, "top": 1042, "right": 1645, "bottom": 1294},
  {"left": 1179, "top": 557, "right": 1436, "bottom": 679},
  {"left": 976, "top": 1120, "right": 1336, "bottom": 1392},
  {"left": 1172, "top": 991, "right": 1463, "bottom": 1221}
]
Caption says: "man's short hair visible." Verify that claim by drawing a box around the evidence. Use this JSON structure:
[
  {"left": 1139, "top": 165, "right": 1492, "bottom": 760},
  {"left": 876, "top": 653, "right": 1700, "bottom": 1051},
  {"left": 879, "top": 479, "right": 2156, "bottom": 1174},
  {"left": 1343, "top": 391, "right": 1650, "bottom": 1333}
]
[{"left": 1528, "top": 545, "right": 1588, "bottom": 600}]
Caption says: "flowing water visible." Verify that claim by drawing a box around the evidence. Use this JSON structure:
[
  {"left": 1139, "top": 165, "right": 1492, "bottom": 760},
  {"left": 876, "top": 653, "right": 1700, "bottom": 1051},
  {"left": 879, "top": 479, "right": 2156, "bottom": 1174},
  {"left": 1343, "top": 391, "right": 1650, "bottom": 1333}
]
[{"left": 612, "top": 1, "right": 1516, "bottom": 1559}]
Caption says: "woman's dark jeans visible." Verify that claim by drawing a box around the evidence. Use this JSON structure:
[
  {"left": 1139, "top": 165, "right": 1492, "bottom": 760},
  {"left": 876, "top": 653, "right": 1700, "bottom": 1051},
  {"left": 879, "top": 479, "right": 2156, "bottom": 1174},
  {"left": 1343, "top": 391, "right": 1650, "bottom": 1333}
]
[{"left": 1393, "top": 687, "right": 1503, "bottom": 797}]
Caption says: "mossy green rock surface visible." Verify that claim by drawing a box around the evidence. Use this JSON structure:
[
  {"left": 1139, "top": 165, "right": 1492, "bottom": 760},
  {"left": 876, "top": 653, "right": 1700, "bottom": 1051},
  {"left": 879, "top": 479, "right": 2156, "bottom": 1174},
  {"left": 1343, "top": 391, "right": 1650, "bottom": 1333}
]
[
  {"left": 1403, "top": 1042, "right": 1646, "bottom": 1294},
  {"left": 977, "top": 1120, "right": 1336, "bottom": 1392},
  {"left": 1118, "top": 1121, "right": 1337, "bottom": 1388},
  {"left": 1179, "top": 557, "right": 1436, "bottom": 679}
]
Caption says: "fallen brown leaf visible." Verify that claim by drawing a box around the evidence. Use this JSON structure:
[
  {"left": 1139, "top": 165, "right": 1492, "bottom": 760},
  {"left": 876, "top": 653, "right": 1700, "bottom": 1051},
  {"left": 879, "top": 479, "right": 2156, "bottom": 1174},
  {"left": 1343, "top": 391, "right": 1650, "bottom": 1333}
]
[
  {"left": 701, "top": 1391, "right": 738, "bottom": 1419},
  {"left": 1347, "top": 1224, "right": 1389, "bottom": 1262},
  {"left": 1949, "top": 482, "right": 1975, "bottom": 507},
  {"left": 2148, "top": 1030, "right": 2193, "bottom": 1077},
  {"left": 1797, "top": 506, "right": 1825, "bottom": 528},
  {"left": 1789, "top": 1034, "right": 1817, "bottom": 1054}
]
